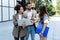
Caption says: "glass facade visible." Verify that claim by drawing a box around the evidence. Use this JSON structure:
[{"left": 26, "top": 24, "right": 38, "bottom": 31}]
[
  {"left": 10, "top": 8, "right": 14, "bottom": 19},
  {"left": 9, "top": 0, "right": 15, "bottom": 7},
  {"left": 3, "top": 7, "right": 9, "bottom": 21},
  {"left": 2, "top": 0, "right": 8, "bottom": 6},
  {"left": 0, "top": 7, "right": 1, "bottom": 21},
  {"left": 0, "top": 0, "right": 16, "bottom": 22},
  {"left": 0, "top": 0, "right": 1, "bottom": 6}
]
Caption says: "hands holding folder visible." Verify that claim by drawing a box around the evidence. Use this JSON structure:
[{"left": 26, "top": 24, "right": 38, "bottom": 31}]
[
  {"left": 17, "top": 19, "right": 33, "bottom": 27},
  {"left": 21, "top": 23, "right": 26, "bottom": 29}
]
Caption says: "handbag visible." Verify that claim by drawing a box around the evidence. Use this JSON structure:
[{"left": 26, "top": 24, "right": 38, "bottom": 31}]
[{"left": 36, "top": 23, "right": 49, "bottom": 37}]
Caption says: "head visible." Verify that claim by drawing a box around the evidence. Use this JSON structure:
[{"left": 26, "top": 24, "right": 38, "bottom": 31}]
[
  {"left": 26, "top": 2, "right": 32, "bottom": 10},
  {"left": 30, "top": 0, "right": 34, "bottom": 3},
  {"left": 14, "top": 5, "right": 24, "bottom": 14},
  {"left": 39, "top": 5, "right": 48, "bottom": 24},
  {"left": 17, "top": 1, "right": 22, "bottom": 6}
]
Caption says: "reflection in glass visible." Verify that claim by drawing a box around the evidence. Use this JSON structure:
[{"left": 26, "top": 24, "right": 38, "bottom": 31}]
[{"left": 3, "top": 7, "right": 8, "bottom": 21}]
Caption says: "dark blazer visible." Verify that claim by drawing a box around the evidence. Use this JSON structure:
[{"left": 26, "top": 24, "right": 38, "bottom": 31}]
[{"left": 12, "top": 14, "right": 27, "bottom": 38}]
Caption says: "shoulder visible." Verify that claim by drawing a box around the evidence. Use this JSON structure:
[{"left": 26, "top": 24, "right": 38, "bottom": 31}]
[
  {"left": 44, "top": 14, "right": 48, "bottom": 16},
  {"left": 13, "top": 14, "right": 17, "bottom": 17},
  {"left": 44, "top": 14, "right": 48, "bottom": 18},
  {"left": 24, "top": 10, "right": 28, "bottom": 14},
  {"left": 32, "top": 9, "right": 37, "bottom": 14},
  {"left": 44, "top": 14, "right": 49, "bottom": 23},
  {"left": 23, "top": 10, "right": 27, "bottom": 16},
  {"left": 32, "top": 9, "right": 36, "bottom": 12}
]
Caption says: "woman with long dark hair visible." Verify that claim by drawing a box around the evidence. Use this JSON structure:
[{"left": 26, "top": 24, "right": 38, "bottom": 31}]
[{"left": 38, "top": 5, "right": 49, "bottom": 40}]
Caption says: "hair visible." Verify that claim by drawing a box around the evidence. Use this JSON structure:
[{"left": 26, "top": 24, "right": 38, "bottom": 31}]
[
  {"left": 26, "top": 2, "right": 31, "bottom": 6},
  {"left": 17, "top": 1, "right": 22, "bottom": 4},
  {"left": 39, "top": 5, "right": 48, "bottom": 24},
  {"left": 14, "top": 5, "right": 23, "bottom": 13}
]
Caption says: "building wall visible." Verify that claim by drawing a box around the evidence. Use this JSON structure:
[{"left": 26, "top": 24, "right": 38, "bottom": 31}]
[{"left": 0, "top": 0, "right": 16, "bottom": 22}]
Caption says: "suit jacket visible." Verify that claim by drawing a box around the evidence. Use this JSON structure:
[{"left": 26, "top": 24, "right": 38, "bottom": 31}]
[{"left": 12, "top": 14, "right": 27, "bottom": 38}]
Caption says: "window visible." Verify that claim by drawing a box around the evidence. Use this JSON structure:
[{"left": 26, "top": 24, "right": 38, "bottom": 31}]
[
  {"left": 2, "top": 0, "right": 8, "bottom": 6},
  {"left": 15, "top": 0, "right": 17, "bottom": 6},
  {"left": 10, "top": 0, "right": 14, "bottom": 7},
  {"left": 3, "top": 7, "right": 8, "bottom": 21},
  {"left": 0, "top": 0, "right": 1, "bottom": 6},
  {"left": 0, "top": 0, "right": 16, "bottom": 22},
  {"left": 0, "top": 7, "right": 1, "bottom": 21},
  {"left": 10, "top": 8, "right": 14, "bottom": 19}
]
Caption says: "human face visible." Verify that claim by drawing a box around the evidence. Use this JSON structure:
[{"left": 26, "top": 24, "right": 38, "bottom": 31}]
[
  {"left": 27, "top": 4, "right": 32, "bottom": 10},
  {"left": 19, "top": 7, "right": 24, "bottom": 14}
]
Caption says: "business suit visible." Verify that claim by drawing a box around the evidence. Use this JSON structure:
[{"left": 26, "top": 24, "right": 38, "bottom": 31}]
[{"left": 12, "top": 14, "right": 27, "bottom": 40}]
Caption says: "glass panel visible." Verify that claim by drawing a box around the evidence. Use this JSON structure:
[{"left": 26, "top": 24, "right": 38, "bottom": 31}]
[
  {"left": 0, "top": 0, "right": 1, "bottom": 6},
  {"left": 0, "top": 7, "right": 1, "bottom": 21},
  {"left": 15, "top": 11, "right": 17, "bottom": 14},
  {"left": 2, "top": 0, "right": 8, "bottom": 6},
  {"left": 15, "top": 0, "right": 17, "bottom": 6},
  {"left": 10, "top": 0, "right": 14, "bottom": 7},
  {"left": 10, "top": 8, "right": 14, "bottom": 19},
  {"left": 3, "top": 7, "right": 8, "bottom": 21}
]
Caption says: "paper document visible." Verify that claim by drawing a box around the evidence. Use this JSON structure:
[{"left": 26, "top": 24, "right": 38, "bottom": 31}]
[{"left": 17, "top": 19, "right": 33, "bottom": 26}]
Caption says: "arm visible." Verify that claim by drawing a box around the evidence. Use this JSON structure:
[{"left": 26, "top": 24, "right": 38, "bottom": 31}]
[
  {"left": 40, "top": 14, "right": 49, "bottom": 34},
  {"left": 13, "top": 15, "right": 18, "bottom": 27},
  {"left": 32, "top": 10, "right": 38, "bottom": 23},
  {"left": 41, "top": 23, "right": 47, "bottom": 34}
]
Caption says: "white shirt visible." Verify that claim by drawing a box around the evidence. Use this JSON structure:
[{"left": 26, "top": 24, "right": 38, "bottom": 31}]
[{"left": 18, "top": 14, "right": 22, "bottom": 20}]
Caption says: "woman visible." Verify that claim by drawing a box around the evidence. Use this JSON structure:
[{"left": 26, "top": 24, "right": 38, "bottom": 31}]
[
  {"left": 38, "top": 5, "right": 49, "bottom": 40},
  {"left": 12, "top": 5, "right": 27, "bottom": 40}
]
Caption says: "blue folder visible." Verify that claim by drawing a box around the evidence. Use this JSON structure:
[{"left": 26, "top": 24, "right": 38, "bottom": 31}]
[{"left": 36, "top": 23, "right": 49, "bottom": 37}]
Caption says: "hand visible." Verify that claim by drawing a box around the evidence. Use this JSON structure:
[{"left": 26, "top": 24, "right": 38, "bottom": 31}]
[
  {"left": 31, "top": 20, "right": 34, "bottom": 23},
  {"left": 39, "top": 33, "right": 43, "bottom": 37},
  {"left": 31, "top": 17, "right": 34, "bottom": 21},
  {"left": 22, "top": 23, "right": 26, "bottom": 29}
]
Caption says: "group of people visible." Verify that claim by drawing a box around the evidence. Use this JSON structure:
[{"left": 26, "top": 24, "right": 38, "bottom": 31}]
[{"left": 12, "top": 0, "right": 49, "bottom": 40}]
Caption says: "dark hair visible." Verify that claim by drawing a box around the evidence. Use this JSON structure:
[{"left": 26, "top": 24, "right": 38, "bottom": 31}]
[
  {"left": 39, "top": 5, "right": 48, "bottom": 24},
  {"left": 17, "top": 1, "right": 22, "bottom": 4},
  {"left": 26, "top": 2, "right": 31, "bottom": 6},
  {"left": 14, "top": 5, "right": 23, "bottom": 13}
]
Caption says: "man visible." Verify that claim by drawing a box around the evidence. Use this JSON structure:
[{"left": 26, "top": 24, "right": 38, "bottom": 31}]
[
  {"left": 30, "top": 0, "right": 35, "bottom": 9},
  {"left": 23, "top": 2, "right": 37, "bottom": 40}
]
